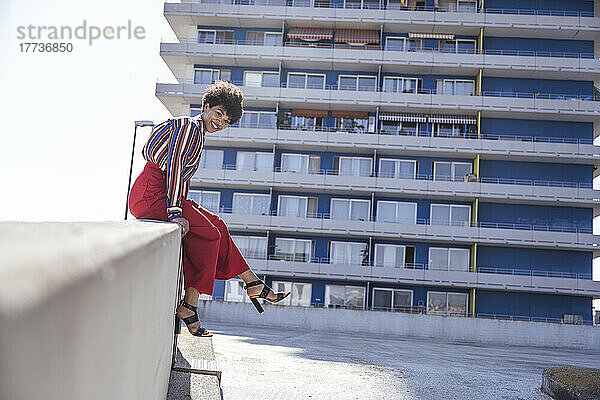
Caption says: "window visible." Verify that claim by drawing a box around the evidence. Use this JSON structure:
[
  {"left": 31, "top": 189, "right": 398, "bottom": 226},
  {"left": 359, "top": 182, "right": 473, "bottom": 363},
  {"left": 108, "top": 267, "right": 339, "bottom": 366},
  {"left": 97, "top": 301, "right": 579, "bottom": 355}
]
[
  {"left": 435, "top": 79, "right": 475, "bottom": 96},
  {"left": 334, "top": 117, "right": 370, "bottom": 134},
  {"left": 428, "top": 247, "right": 469, "bottom": 271},
  {"left": 343, "top": 0, "right": 378, "bottom": 9},
  {"left": 388, "top": 0, "right": 410, "bottom": 10},
  {"left": 198, "top": 29, "right": 234, "bottom": 44},
  {"left": 287, "top": 72, "right": 326, "bottom": 89},
  {"left": 274, "top": 238, "right": 313, "bottom": 262},
  {"left": 430, "top": 204, "right": 471, "bottom": 227},
  {"left": 385, "top": 37, "right": 423, "bottom": 52},
  {"left": 377, "top": 201, "right": 417, "bottom": 224},
  {"left": 199, "top": 150, "right": 223, "bottom": 170},
  {"left": 325, "top": 284, "right": 365, "bottom": 309},
  {"left": 290, "top": 116, "right": 324, "bottom": 131},
  {"left": 236, "top": 151, "right": 274, "bottom": 172},
  {"left": 433, "top": 161, "right": 472, "bottom": 182},
  {"left": 380, "top": 121, "right": 419, "bottom": 136},
  {"left": 271, "top": 281, "right": 312, "bottom": 307},
  {"left": 277, "top": 195, "right": 318, "bottom": 218},
  {"left": 330, "top": 198, "right": 370, "bottom": 221},
  {"left": 238, "top": 111, "right": 277, "bottom": 129},
  {"left": 383, "top": 77, "right": 421, "bottom": 94},
  {"left": 338, "top": 75, "right": 377, "bottom": 91},
  {"left": 427, "top": 291, "right": 468, "bottom": 315},
  {"left": 244, "top": 71, "right": 280, "bottom": 87},
  {"left": 224, "top": 278, "right": 251, "bottom": 303},
  {"left": 457, "top": 0, "right": 477, "bottom": 12},
  {"left": 374, "top": 244, "right": 411, "bottom": 268},
  {"left": 188, "top": 190, "right": 221, "bottom": 213},
  {"left": 246, "top": 31, "right": 283, "bottom": 46},
  {"left": 438, "top": 39, "right": 476, "bottom": 54},
  {"left": 329, "top": 241, "right": 369, "bottom": 265},
  {"left": 372, "top": 288, "right": 413, "bottom": 311},
  {"left": 379, "top": 159, "right": 416, "bottom": 179},
  {"left": 281, "top": 153, "right": 320, "bottom": 174},
  {"left": 232, "top": 193, "right": 270, "bottom": 215},
  {"left": 433, "top": 123, "right": 477, "bottom": 138},
  {"left": 335, "top": 156, "right": 372, "bottom": 177},
  {"left": 194, "top": 68, "right": 231, "bottom": 85},
  {"left": 232, "top": 235, "right": 268, "bottom": 260}
]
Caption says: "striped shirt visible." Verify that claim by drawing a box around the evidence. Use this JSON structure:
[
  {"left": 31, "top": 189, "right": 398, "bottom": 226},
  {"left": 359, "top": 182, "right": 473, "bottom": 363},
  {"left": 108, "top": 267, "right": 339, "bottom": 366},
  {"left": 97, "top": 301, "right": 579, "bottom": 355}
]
[{"left": 142, "top": 116, "right": 204, "bottom": 220}]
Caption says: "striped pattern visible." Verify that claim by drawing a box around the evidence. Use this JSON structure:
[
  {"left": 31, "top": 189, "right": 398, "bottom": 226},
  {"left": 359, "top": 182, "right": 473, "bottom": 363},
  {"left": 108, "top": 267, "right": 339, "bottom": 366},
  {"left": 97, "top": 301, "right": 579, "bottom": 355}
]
[
  {"left": 379, "top": 113, "right": 428, "bottom": 123},
  {"left": 409, "top": 32, "right": 455, "bottom": 40},
  {"left": 142, "top": 116, "right": 204, "bottom": 220},
  {"left": 429, "top": 115, "right": 477, "bottom": 124},
  {"left": 287, "top": 27, "right": 333, "bottom": 40},
  {"left": 335, "top": 29, "right": 380, "bottom": 44}
]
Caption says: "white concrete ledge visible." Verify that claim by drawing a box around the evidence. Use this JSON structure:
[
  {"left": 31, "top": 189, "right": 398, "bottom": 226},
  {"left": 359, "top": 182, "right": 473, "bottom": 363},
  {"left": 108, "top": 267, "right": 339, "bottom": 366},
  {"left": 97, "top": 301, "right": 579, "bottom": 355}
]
[
  {"left": 0, "top": 221, "right": 181, "bottom": 400},
  {"left": 199, "top": 300, "right": 600, "bottom": 350}
]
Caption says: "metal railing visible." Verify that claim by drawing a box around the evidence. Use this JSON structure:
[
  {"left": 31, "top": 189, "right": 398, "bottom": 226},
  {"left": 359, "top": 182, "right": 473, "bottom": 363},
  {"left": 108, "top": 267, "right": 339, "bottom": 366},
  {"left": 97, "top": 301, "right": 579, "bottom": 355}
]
[
  {"left": 217, "top": 124, "right": 595, "bottom": 145},
  {"left": 169, "top": 38, "right": 596, "bottom": 59},
  {"left": 245, "top": 253, "right": 594, "bottom": 280},
  {"left": 242, "top": 253, "right": 593, "bottom": 279},
  {"left": 216, "top": 206, "right": 594, "bottom": 234},
  {"left": 212, "top": 299, "right": 595, "bottom": 324},
  {"left": 167, "top": 0, "right": 595, "bottom": 18},
  {"left": 199, "top": 164, "right": 594, "bottom": 190},
  {"left": 175, "top": 79, "right": 599, "bottom": 102}
]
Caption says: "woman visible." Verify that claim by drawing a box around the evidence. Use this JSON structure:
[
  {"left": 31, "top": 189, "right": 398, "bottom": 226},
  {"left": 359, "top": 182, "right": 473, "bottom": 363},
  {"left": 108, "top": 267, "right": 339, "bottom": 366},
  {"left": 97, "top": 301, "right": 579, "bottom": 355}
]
[{"left": 128, "top": 81, "right": 290, "bottom": 337}]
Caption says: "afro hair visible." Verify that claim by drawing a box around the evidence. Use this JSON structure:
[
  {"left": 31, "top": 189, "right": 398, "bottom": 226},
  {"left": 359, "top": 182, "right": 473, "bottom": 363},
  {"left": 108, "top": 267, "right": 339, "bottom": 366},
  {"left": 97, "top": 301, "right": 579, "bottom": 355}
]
[{"left": 201, "top": 80, "right": 244, "bottom": 125}]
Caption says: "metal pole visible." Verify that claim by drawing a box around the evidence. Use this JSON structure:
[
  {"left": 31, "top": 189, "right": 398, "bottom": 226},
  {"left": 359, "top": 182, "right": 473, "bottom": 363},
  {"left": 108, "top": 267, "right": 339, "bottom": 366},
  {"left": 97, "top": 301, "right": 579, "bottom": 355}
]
[{"left": 125, "top": 125, "right": 138, "bottom": 220}]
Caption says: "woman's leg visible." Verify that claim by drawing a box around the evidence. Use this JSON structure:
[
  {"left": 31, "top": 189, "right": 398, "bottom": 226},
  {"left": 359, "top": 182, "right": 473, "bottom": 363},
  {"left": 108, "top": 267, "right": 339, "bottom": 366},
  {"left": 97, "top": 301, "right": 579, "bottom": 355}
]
[
  {"left": 190, "top": 202, "right": 290, "bottom": 301},
  {"left": 191, "top": 202, "right": 251, "bottom": 280}
]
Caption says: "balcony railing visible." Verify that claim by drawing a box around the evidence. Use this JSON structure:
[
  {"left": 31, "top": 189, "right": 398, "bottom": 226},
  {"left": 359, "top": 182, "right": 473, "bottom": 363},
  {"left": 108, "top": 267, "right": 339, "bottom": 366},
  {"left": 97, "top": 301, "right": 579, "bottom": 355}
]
[
  {"left": 201, "top": 164, "right": 594, "bottom": 189},
  {"left": 219, "top": 124, "right": 595, "bottom": 145},
  {"left": 167, "top": 0, "right": 595, "bottom": 18},
  {"left": 217, "top": 206, "right": 594, "bottom": 234},
  {"left": 243, "top": 252, "right": 594, "bottom": 280},
  {"left": 170, "top": 39, "right": 596, "bottom": 59},
  {"left": 178, "top": 79, "right": 599, "bottom": 102}
]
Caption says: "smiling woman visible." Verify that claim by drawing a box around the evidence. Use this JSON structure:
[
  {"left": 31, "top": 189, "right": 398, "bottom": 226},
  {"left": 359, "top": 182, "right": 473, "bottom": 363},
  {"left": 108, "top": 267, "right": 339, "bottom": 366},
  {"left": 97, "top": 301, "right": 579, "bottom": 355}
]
[{"left": 128, "top": 80, "right": 290, "bottom": 338}]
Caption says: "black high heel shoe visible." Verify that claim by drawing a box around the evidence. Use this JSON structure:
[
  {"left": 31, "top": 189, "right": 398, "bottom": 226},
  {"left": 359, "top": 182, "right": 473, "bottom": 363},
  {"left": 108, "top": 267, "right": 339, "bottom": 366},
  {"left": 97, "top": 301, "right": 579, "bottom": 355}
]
[
  {"left": 244, "top": 280, "right": 291, "bottom": 313},
  {"left": 176, "top": 300, "right": 213, "bottom": 337}
]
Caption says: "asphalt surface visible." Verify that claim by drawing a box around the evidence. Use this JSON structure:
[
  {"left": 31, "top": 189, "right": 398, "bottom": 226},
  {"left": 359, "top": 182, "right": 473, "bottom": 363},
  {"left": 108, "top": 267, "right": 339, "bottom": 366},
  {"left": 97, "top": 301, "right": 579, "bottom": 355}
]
[{"left": 206, "top": 320, "right": 600, "bottom": 400}]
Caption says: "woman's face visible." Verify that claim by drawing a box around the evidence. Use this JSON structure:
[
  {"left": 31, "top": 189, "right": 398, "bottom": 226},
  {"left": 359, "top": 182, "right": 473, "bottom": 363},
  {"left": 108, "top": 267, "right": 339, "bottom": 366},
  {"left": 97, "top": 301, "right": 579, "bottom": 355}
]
[{"left": 202, "top": 103, "right": 231, "bottom": 133}]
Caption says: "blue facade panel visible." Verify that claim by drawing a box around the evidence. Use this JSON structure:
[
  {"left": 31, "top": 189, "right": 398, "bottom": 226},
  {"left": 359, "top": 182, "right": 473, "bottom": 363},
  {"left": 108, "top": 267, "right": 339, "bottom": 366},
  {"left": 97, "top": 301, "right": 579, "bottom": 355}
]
[
  {"left": 483, "top": 0, "right": 593, "bottom": 14},
  {"left": 483, "top": 77, "right": 592, "bottom": 98},
  {"left": 479, "top": 160, "right": 593, "bottom": 185},
  {"left": 480, "top": 118, "right": 593, "bottom": 140},
  {"left": 476, "top": 290, "right": 592, "bottom": 322},
  {"left": 477, "top": 246, "right": 592, "bottom": 276},
  {"left": 484, "top": 37, "right": 594, "bottom": 55},
  {"left": 478, "top": 202, "right": 592, "bottom": 231}
]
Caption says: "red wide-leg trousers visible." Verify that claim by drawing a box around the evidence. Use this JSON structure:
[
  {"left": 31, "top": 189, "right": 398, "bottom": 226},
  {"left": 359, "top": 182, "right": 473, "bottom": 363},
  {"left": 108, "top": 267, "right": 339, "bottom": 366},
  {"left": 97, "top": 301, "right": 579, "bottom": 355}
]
[{"left": 128, "top": 162, "right": 250, "bottom": 295}]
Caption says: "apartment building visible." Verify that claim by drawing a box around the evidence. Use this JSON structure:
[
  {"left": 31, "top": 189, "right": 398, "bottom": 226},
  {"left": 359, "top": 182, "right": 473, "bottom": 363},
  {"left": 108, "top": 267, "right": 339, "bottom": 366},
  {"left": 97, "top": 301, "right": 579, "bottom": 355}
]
[{"left": 157, "top": 0, "right": 600, "bottom": 323}]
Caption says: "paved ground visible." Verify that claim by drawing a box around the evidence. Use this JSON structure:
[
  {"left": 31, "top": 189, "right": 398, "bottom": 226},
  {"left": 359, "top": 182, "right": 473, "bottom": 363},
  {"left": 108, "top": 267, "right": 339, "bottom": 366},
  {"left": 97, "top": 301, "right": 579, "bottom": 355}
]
[{"left": 206, "top": 319, "right": 600, "bottom": 400}]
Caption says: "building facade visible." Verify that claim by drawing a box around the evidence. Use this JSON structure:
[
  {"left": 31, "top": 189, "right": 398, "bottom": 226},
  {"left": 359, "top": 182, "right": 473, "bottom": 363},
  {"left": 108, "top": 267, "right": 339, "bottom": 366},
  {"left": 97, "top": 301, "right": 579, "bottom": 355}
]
[{"left": 158, "top": 0, "right": 600, "bottom": 323}]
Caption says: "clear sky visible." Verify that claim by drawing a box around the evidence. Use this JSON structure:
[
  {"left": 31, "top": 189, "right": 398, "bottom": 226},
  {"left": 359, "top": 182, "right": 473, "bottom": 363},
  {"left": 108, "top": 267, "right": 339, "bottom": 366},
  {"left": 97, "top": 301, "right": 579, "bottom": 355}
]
[
  {"left": 0, "top": 0, "right": 176, "bottom": 222},
  {"left": 1, "top": 0, "right": 598, "bottom": 292}
]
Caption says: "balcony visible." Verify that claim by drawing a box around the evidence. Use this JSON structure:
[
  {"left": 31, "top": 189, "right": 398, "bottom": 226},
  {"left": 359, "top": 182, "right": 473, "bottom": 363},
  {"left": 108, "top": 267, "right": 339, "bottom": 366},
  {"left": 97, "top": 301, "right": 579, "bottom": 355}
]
[
  {"left": 217, "top": 210, "right": 600, "bottom": 250},
  {"left": 160, "top": 41, "right": 600, "bottom": 81},
  {"left": 241, "top": 255, "right": 600, "bottom": 296},
  {"left": 164, "top": 2, "right": 600, "bottom": 41},
  {"left": 190, "top": 166, "right": 599, "bottom": 207},
  {"left": 156, "top": 82, "right": 600, "bottom": 122},
  {"left": 205, "top": 127, "right": 599, "bottom": 165}
]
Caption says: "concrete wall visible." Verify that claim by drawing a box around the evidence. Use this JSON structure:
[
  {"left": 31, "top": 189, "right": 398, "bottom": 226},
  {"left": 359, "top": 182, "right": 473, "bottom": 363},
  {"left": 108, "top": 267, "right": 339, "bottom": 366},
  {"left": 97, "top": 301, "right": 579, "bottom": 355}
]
[
  {"left": 198, "top": 300, "right": 600, "bottom": 350},
  {"left": 0, "top": 222, "right": 181, "bottom": 400}
]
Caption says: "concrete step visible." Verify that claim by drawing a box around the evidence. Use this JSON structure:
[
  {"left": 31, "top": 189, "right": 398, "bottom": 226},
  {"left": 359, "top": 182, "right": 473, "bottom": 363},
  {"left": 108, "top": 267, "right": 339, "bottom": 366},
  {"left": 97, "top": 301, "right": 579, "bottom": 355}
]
[{"left": 166, "top": 331, "right": 221, "bottom": 400}]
